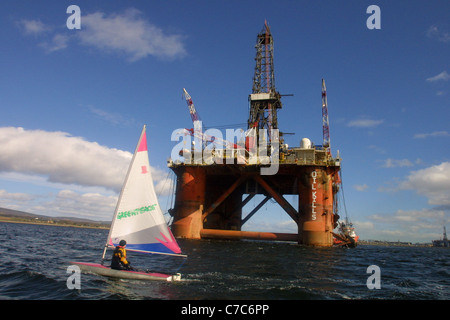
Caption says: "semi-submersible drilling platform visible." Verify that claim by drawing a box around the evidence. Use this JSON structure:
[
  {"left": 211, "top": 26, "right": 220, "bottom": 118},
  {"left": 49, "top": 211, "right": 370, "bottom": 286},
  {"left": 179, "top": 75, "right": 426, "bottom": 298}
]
[{"left": 167, "top": 22, "right": 342, "bottom": 246}]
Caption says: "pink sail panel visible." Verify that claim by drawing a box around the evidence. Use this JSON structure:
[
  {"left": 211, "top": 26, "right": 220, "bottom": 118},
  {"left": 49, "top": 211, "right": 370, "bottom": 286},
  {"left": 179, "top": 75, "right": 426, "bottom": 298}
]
[
  {"left": 137, "top": 130, "right": 148, "bottom": 152},
  {"left": 156, "top": 230, "right": 182, "bottom": 254}
]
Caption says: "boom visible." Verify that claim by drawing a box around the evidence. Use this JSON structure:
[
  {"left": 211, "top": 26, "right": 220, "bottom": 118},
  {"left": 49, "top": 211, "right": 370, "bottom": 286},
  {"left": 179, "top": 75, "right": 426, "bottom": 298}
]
[
  {"left": 182, "top": 88, "right": 247, "bottom": 164},
  {"left": 183, "top": 88, "right": 200, "bottom": 125}
]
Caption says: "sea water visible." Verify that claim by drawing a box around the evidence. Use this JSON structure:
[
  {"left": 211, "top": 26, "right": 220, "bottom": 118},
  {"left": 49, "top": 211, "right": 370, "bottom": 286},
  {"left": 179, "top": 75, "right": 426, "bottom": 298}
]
[{"left": 0, "top": 222, "right": 448, "bottom": 301}]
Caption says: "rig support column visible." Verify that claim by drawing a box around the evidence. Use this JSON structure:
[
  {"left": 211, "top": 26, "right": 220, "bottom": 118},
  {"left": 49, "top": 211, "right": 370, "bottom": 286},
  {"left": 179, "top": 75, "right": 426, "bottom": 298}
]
[
  {"left": 171, "top": 166, "right": 205, "bottom": 239},
  {"left": 298, "top": 167, "right": 335, "bottom": 246}
]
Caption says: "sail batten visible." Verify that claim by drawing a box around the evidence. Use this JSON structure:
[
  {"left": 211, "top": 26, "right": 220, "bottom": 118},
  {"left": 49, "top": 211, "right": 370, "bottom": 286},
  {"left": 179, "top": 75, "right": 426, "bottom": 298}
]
[{"left": 103, "top": 125, "right": 183, "bottom": 258}]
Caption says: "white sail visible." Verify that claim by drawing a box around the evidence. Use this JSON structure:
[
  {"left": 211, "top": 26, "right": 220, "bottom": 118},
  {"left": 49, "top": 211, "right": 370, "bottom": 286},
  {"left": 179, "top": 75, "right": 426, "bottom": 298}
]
[{"left": 105, "top": 125, "right": 182, "bottom": 256}]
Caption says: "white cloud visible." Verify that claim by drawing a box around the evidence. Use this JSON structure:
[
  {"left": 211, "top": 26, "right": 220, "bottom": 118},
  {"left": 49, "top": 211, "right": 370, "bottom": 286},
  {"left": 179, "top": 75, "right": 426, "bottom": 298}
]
[
  {"left": 426, "top": 71, "right": 450, "bottom": 82},
  {"left": 368, "top": 145, "right": 386, "bottom": 154},
  {"left": 399, "top": 162, "right": 450, "bottom": 206},
  {"left": 243, "top": 218, "right": 297, "bottom": 234},
  {"left": 17, "top": 19, "right": 70, "bottom": 53},
  {"left": 380, "top": 158, "right": 413, "bottom": 168},
  {"left": 358, "top": 207, "right": 449, "bottom": 242},
  {"left": 371, "top": 161, "right": 450, "bottom": 241},
  {"left": 353, "top": 221, "right": 374, "bottom": 232},
  {"left": 347, "top": 118, "right": 384, "bottom": 128},
  {"left": 353, "top": 184, "right": 369, "bottom": 191},
  {"left": 0, "top": 126, "right": 176, "bottom": 195},
  {"left": 44, "top": 189, "right": 117, "bottom": 220},
  {"left": 40, "top": 33, "right": 70, "bottom": 53},
  {"left": 16, "top": 8, "right": 186, "bottom": 61},
  {"left": 79, "top": 8, "right": 186, "bottom": 61},
  {"left": 152, "top": 168, "right": 175, "bottom": 197},
  {"left": 0, "top": 188, "right": 117, "bottom": 221},
  {"left": 18, "top": 19, "right": 50, "bottom": 35},
  {"left": 0, "top": 127, "right": 131, "bottom": 192},
  {"left": 414, "top": 131, "right": 450, "bottom": 139},
  {"left": 0, "top": 174, "right": 173, "bottom": 221},
  {"left": 88, "top": 106, "right": 136, "bottom": 127},
  {"left": 0, "top": 189, "right": 36, "bottom": 202},
  {"left": 426, "top": 25, "right": 450, "bottom": 43},
  {"left": 0, "top": 127, "right": 175, "bottom": 219}
]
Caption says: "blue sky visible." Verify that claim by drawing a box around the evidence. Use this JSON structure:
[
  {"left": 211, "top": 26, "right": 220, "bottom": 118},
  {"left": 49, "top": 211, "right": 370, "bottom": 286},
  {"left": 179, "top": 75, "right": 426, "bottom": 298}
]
[{"left": 0, "top": 0, "right": 449, "bottom": 242}]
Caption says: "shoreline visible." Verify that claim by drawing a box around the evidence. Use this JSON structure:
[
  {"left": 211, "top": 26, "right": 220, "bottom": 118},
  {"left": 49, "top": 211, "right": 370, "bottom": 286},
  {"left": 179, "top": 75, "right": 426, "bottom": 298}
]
[
  {"left": 358, "top": 239, "right": 433, "bottom": 248},
  {"left": 0, "top": 217, "right": 436, "bottom": 247},
  {"left": 0, "top": 217, "right": 109, "bottom": 230}
]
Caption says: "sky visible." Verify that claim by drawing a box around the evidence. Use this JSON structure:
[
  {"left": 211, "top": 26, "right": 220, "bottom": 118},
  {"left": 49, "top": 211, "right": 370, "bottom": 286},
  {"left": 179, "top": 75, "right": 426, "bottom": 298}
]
[{"left": 0, "top": 0, "right": 449, "bottom": 243}]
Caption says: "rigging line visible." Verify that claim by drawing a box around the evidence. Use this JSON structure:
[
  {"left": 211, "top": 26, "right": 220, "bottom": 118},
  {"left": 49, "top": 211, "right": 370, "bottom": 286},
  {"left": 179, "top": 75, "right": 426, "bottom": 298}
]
[
  {"left": 339, "top": 164, "right": 349, "bottom": 219},
  {"left": 162, "top": 173, "right": 171, "bottom": 213},
  {"left": 206, "top": 122, "right": 248, "bottom": 129},
  {"left": 165, "top": 171, "right": 176, "bottom": 225},
  {"left": 174, "top": 256, "right": 188, "bottom": 274},
  {"left": 171, "top": 172, "right": 176, "bottom": 208},
  {"left": 166, "top": 170, "right": 175, "bottom": 208},
  {"left": 156, "top": 169, "right": 175, "bottom": 218},
  {"left": 157, "top": 169, "right": 171, "bottom": 199}
]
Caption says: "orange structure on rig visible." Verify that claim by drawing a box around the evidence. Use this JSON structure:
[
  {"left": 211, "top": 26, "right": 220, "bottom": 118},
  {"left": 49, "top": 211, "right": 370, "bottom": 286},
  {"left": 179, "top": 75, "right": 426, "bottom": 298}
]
[{"left": 168, "top": 22, "right": 342, "bottom": 246}]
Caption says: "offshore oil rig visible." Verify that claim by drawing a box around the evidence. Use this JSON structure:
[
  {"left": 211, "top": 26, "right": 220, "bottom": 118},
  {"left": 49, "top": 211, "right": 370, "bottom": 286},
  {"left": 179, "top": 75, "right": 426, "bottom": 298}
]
[
  {"left": 168, "top": 22, "right": 342, "bottom": 246},
  {"left": 432, "top": 226, "right": 449, "bottom": 247}
]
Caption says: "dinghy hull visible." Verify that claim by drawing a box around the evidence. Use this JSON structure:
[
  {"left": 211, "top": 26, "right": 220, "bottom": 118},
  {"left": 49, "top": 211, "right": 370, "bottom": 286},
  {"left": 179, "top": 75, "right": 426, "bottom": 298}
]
[{"left": 71, "top": 262, "right": 181, "bottom": 282}]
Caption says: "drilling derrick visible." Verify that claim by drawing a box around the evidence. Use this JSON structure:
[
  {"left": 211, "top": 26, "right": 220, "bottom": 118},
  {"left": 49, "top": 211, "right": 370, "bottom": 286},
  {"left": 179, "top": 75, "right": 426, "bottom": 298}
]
[{"left": 248, "top": 21, "right": 282, "bottom": 142}]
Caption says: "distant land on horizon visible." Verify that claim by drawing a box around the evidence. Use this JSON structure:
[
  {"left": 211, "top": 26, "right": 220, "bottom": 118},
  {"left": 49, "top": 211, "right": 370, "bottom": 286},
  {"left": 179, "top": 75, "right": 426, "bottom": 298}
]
[
  {"left": 0, "top": 207, "right": 110, "bottom": 229},
  {"left": 0, "top": 208, "right": 432, "bottom": 246},
  {"left": 0, "top": 207, "right": 436, "bottom": 246}
]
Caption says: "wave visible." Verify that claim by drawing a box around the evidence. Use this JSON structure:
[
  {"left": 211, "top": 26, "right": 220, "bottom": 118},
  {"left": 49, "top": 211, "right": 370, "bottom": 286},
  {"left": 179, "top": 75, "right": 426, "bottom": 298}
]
[{"left": 0, "top": 270, "right": 76, "bottom": 300}]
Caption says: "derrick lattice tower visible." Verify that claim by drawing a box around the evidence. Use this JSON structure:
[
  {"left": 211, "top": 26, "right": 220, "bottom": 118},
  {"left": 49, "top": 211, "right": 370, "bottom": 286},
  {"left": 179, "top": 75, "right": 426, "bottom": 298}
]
[{"left": 248, "top": 21, "right": 282, "bottom": 141}]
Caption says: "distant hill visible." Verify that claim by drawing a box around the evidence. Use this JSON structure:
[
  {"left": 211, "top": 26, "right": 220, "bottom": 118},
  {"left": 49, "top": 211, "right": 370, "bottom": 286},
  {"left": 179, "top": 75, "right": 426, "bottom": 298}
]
[{"left": 0, "top": 207, "right": 110, "bottom": 229}]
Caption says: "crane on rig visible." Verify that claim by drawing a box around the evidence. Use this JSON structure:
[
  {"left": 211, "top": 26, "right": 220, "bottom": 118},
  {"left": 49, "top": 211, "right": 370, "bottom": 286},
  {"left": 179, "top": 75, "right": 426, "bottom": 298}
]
[
  {"left": 182, "top": 88, "right": 247, "bottom": 164},
  {"left": 183, "top": 88, "right": 200, "bottom": 126}
]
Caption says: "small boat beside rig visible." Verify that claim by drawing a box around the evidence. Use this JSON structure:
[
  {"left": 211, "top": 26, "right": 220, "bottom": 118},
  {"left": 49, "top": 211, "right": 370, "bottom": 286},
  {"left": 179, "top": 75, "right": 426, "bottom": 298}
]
[{"left": 333, "top": 217, "right": 359, "bottom": 248}]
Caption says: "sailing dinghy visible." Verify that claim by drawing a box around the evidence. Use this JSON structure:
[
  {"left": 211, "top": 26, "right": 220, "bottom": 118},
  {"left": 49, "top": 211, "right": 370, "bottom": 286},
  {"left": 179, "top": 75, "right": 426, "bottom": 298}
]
[{"left": 72, "top": 125, "right": 186, "bottom": 282}]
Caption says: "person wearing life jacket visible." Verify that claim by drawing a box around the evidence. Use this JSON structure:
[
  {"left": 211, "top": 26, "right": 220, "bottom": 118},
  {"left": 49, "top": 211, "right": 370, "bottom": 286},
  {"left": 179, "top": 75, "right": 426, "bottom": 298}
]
[{"left": 111, "top": 240, "right": 132, "bottom": 270}]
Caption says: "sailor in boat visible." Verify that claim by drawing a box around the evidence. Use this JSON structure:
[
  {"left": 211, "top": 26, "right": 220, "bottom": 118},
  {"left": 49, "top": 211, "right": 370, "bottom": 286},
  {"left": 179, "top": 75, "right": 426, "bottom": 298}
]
[{"left": 110, "top": 240, "right": 133, "bottom": 271}]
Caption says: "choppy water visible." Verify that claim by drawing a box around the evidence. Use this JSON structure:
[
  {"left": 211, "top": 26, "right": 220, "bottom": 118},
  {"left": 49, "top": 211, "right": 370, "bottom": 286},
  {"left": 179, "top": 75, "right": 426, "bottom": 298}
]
[{"left": 0, "top": 222, "right": 448, "bottom": 302}]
